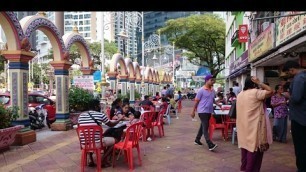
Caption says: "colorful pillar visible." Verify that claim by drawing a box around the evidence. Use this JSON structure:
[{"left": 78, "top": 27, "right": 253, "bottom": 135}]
[
  {"left": 135, "top": 78, "right": 141, "bottom": 100},
  {"left": 107, "top": 72, "right": 117, "bottom": 95},
  {"left": 129, "top": 77, "right": 136, "bottom": 105},
  {"left": 50, "top": 61, "right": 72, "bottom": 131},
  {"left": 3, "top": 50, "right": 36, "bottom": 145},
  {"left": 120, "top": 75, "right": 128, "bottom": 96}
]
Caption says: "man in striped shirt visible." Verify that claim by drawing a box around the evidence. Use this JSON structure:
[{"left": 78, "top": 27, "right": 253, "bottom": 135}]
[{"left": 78, "top": 110, "right": 123, "bottom": 167}]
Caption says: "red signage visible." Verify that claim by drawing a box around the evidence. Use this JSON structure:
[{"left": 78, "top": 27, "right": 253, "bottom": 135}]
[{"left": 238, "top": 24, "right": 248, "bottom": 43}]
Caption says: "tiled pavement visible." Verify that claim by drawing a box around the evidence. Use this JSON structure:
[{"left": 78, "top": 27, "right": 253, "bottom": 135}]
[{"left": 0, "top": 100, "right": 296, "bottom": 172}]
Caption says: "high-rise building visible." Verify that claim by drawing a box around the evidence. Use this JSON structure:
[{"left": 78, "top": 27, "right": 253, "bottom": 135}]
[
  {"left": 136, "top": 11, "right": 211, "bottom": 64},
  {"left": 14, "top": 12, "right": 38, "bottom": 49}
]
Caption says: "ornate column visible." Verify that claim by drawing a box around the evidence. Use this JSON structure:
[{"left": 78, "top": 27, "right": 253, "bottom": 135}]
[
  {"left": 129, "top": 77, "right": 136, "bottom": 105},
  {"left": 50, "top": 61, "right": 72, "bottom": 131},
  {"left": 2, "top": 50, "right": 36, "bottom": 145},
  {"left": 107, "top": 72, "right": 117, "bottom": 95},
  {"left": 119, "top": 75, "right": 128, "bottom": 96},
  {"left": 144, "top": 78, "right": 149, "bottom": 96},
  {"left": 135, "top": 78, "right": 142, "bottom": 95},
  {"left": 152, "top": 82, "right": 156, "bottom": 96}
]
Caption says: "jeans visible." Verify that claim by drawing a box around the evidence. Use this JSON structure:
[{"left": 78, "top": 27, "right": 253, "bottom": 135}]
[
  {"left": 195, "top": 113, "right": 211, "bottom": 143},
  {"left": 291, "top": 120, "right": 306, "bottom": 172}
]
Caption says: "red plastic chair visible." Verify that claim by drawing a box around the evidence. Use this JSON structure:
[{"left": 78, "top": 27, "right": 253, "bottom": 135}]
[
  {"left": 140, "top": 111, "right": 155, "bottom": 141},
  {"left": 152, "top": 110, "right": 166, "bottom": 137},
  {"left": 209, "top": 115, "right": 227, "bottom": 141},
  {"left": 76, "top": 125, "right": 104, "bottom": 172},
  {"left": 112, "top": 122, "right": 143, "bottom": 170}
]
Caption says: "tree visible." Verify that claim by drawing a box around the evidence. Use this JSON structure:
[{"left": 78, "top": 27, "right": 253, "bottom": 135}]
[
  {"left": 32, "top": 63, "right": 51, "bottom": 84},
  {"left": 159, "top": 14, "right": 226, "bottom": 77}
]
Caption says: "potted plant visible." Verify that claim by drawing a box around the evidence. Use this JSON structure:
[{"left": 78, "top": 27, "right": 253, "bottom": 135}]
[
  {"left": 68, "top": 86, "right": 100, "bottom": 125},
  {"left": 0, "top": 105, "right": 23, "bottom": 152}
]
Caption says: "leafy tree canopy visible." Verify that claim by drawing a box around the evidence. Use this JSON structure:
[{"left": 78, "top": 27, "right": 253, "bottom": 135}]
[{"left": 159, "top": 14, "right": 226, "bottom": 77}]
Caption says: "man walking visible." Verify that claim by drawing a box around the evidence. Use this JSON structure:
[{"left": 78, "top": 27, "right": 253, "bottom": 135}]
[
  {"left": 282, "top": 60, "right": 306, "bottom": 172},
  {"left": 191, "top": 74, "right": 218, "bottom": 151}
]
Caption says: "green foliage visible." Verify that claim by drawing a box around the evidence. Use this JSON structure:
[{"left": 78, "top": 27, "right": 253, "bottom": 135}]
[
  {"left": 0, "top": 55, "right": 6, "bottom": 72},
  {"left": 159, "top": 14, "right": 226, "bottom": 77},
  {"left": 0, "top": 105, "right": 20, "bottom": 129},
  {"left": 31, "top": 63, "right": 52, "bottom": 85},
  {"left": 68, "top": 86, "right": 100, "bottom": 112},
  {"left": 117, "top": 90, "right": 142, "bottom": 100}
]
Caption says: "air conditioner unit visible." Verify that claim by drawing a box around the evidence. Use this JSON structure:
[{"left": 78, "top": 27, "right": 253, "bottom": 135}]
[{"left": 261, "top": 22, "right": 270, "bottom": 31}]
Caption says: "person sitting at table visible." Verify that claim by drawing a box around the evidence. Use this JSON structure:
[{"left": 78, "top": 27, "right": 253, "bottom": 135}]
[
  {"left": 114, "top": 102, "right": 133, "bottom": 121},
  {"left": 110, "top": 98, "right": 122, "bottom": 119},
  {"left": 160, "top": 97, "right": 169, "bottom": 114},
  {"left": 123, "top": 97, "right": 136, "bottom": 114},
  {"left": 78, "top": 104, "right": 124, "bottom": 168},
  {"left": 216, "top": 92, "right": 227, "bottom": 105},
  {"left": 139, "top": 95, "right": 154, "bottom": 107},
  {"left": 168, "top": 94, "right": 176, "bottom": 109},
  {"left": 153, "top": 92, "right": 161, "bottom": 101},
  {"left": 127, "top": 111, "right": 141, "bottom": 127}
]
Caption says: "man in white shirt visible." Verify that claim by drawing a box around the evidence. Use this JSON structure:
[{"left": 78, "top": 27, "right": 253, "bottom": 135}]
[{"left": 232, "top": 82, "right": 241, "bottom": 96}]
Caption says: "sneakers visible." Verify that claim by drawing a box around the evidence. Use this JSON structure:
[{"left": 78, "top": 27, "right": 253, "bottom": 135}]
[
  {"left": 208, "top": 142, "right": 218, "bottom": 151},
  {"left": 207, "top": 140, "right": 218, "bottom": 151},
  {"left": 194, "top": 139, "right": 203, "bottom": 145}
]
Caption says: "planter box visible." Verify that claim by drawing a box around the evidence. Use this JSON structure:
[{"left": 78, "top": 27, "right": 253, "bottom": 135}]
[{"left": 0, "top": 125, "right": 23, "bottom": 152}]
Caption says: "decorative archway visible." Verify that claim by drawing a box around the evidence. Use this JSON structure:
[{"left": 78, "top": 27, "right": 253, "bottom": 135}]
[
  {"left": 20, "top": 14, "right": 72, "bottom": 131},
  {"left": 108, "top": 53, "right": 128, "bottom": 96},
  {"left": 63, "top": 32, "right": 93, "bottom": 75},
  {"left": 133, "top": 62, "right": 142, "bottom": 94}
]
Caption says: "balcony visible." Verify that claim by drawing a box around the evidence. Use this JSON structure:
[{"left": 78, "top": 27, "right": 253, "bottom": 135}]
[{"left": 231, "top": 30, "right": 239, "bottom": 47}]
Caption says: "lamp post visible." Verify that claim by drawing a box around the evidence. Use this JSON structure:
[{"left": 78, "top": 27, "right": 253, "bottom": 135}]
[{"left": 172, "top": 42, "right": 175, "bottom": 86}]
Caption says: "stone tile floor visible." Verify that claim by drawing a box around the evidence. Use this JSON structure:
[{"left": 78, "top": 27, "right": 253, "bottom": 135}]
[{"left": 0, "top": 100, "right": 296, "bottom": 172}]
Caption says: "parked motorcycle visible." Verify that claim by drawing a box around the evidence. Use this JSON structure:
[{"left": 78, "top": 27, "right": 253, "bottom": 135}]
[
  {"left": 29, "top": 104, "right": 48, "bottom": 130},
  {"left": 187, "top": 93, "right": 196, "bottom": 100}
]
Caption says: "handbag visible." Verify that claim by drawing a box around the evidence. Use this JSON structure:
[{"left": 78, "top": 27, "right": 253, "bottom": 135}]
[{"left": 228, "top": 100, "right": 237, "bottom": 119}]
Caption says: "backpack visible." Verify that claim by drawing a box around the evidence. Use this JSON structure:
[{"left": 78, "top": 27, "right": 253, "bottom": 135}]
[{"left": 228, "top": 100, "right": 237, "bottom": 119}]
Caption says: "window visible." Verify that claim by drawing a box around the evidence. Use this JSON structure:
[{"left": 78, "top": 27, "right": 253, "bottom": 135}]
[
  {"left": 79, "top": 27, "right": 83, "bottom": 31},
  {"left": 79, "top": 21, "right": 83, "bottom": 25},
  {"left": 85, "top": 20, "right": 90, "bottom": 25},
  {"left": 79, "top": 15, "right": 83, "bottom": 19},
  {"left": 84, "top": 26, "right": 90, "bottom": 31},
  {"left": 84, "top": 14, "right": 91, "bottom": 18},
  {"left": 73, "top": 15, "right": 78, "bottom": 19},
  {"left": 85, "top": 33, "right": 90, "bottom": 37}
]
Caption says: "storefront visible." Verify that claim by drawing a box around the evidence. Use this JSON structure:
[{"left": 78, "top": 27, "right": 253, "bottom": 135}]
[
  {"left": 226, "top": 50, "right": 250, "bottom": 92},
  {"left": 250, "top": 13, "right": 306, "bottom": 88}
]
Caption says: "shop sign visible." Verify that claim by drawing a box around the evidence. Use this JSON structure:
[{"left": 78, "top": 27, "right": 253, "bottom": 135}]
[
  {"left": 238, "top": 24, "right": 248, "bottom": 43},
  {"left": 229, "top": 50, "right": 249, "bottom": 74},
  {"left": 249, "top": 24, "right": 275, "bottom": 62},
  {"left": 276, "top": 11, "right": 306, "bottom": 46}
]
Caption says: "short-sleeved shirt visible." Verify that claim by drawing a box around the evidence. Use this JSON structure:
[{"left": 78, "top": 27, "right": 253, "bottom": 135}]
[
  {"left": 236, "top": 89, "right": 267, "bottom": 152},
  {"left": 271, "top": 95, "right": 288, "bottom": 118},
  {"left": 78, "top": 111, "right": 110, "bottom": 144},
  {"left": 195, "top": 86, "right": 215, "bottom": 114},
  {"left": 116, "top": 110, "right": 133, "bottom": 118}
]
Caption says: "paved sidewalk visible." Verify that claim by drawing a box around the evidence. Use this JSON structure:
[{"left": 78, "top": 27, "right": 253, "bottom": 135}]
[{"left": 0, "top": 100, "right": 296, "bottom": 172}]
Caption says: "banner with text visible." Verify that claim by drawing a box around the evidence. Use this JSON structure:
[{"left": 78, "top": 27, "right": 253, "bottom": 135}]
[
  {"left": 73, "top": 75, "right": 94, "bottom": 91},
  {"left": 238, "top": 24, "right": 248, "bottom": 43},
  {"left": 276, "top": 11, "right": 306, "bottom": 46},
  {"left": 249, "top": 24, "right": 275, "bottom": 62}
]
